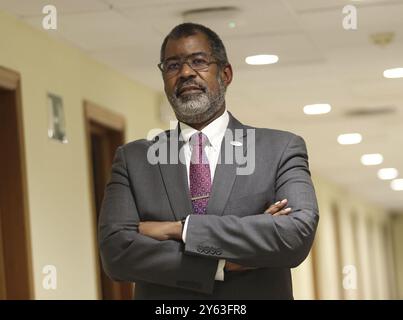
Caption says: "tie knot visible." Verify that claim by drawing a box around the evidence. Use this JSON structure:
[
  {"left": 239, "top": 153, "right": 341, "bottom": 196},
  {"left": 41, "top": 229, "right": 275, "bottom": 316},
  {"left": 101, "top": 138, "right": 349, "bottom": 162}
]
[{"left": 190, "top": 132, "right": 208, "bottom": 147}]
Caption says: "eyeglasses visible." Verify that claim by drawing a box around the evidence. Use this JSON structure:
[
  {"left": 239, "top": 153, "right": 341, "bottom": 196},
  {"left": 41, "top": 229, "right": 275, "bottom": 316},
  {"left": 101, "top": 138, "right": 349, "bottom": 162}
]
[{"left": 158, "top": 53, "right": 219, "bottom": 78}]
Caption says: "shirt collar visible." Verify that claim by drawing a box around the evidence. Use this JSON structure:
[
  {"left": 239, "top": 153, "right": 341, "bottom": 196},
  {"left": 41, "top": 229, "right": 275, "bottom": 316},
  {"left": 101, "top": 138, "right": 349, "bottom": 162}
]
[{"left": 179, "top": 109, "right": 229, "bottom": 152}]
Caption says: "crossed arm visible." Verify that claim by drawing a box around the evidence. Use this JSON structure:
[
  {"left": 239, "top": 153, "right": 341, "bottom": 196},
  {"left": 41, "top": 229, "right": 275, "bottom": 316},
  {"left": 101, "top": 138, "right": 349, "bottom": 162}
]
[{"left": 138, "top": 199, "right": 291, "bottom": 271}]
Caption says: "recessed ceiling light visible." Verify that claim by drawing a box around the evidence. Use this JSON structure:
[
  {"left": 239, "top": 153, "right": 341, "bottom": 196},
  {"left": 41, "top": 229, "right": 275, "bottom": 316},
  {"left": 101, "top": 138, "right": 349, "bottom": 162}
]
[
  {"left": 245, "top": 55, "right": 279, "bottom": 65},
  {"left": 303, "top": 104, "right": 331, "bottom": 115},
  {"left": 337, "top": 133, "right": 362, "bottom": 145},
  {"left": 228, "top": 21, "right": 236, "bottom": 28},
  {"left": 378, "top": 168, "right": 398, "bottom": 180},
  {"left": 361, "top": 153, "right": 383, "bottom": 166},
  {"left": 391, "top": 179, "right": 403, "bottom": 191},
  {"left": 383, "top": 68, "right": 403, "bottom": 79}
]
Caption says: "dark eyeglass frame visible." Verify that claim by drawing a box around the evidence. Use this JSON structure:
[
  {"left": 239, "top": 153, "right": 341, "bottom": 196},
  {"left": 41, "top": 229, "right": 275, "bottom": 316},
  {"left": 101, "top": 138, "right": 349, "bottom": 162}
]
[{"left": 158, "top": 52, "right": 220, "bottom": 78}]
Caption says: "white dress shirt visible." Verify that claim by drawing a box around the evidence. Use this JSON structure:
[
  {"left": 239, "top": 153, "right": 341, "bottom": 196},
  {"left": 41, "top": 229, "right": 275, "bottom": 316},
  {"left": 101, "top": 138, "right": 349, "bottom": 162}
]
[{"left": 179, "top": 109, "right": 229, "bottom": 281}]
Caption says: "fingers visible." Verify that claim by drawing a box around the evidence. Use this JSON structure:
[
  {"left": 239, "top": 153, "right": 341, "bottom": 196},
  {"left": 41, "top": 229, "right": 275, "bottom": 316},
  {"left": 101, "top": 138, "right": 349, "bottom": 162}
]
[
  {"left": 224, "top": 261, "right": 239, "bottom": 272},
  {"left": 272, "top": 207, "right": 292, "bottom": 216},
  {"left": 225, "top": 262, "right": 250, "bottom": 272},
  {"left": 225, "top": 261, "right": 258, "bottom": 272},
  {"left": 264, "top": 199, "right": 288, "bottom": 214}
]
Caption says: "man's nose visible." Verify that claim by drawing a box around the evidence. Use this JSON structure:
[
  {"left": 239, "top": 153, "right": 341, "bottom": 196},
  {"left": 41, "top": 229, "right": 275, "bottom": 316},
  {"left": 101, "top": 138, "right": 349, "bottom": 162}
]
[{"left": 178, "top": 62, "right": 197, "bottom": 79}]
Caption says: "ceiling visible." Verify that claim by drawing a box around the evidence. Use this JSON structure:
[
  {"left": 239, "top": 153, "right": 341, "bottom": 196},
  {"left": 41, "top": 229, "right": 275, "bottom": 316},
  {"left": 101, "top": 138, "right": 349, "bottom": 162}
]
[{"left": 1, "top": 0, "right": 403, "bottom": 210}]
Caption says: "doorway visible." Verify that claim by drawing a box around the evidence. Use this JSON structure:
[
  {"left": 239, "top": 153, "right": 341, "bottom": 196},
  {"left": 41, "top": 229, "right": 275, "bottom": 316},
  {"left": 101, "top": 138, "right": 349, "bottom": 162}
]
[
  {"left": 84, "top": 101, "right": 133, "bottom": 300},
  {"left": 0, "top": 66, "right": 34, "bottom": 299}
]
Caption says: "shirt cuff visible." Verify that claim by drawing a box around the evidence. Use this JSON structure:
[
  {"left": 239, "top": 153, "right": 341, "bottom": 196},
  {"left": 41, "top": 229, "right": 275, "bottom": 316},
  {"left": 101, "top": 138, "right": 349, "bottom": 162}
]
[
  {"left": 182, "top": 215, "right": 190, "bottom": 243},
  {"left": 215, "top": 259, "right": 225, "bottom": 281}
]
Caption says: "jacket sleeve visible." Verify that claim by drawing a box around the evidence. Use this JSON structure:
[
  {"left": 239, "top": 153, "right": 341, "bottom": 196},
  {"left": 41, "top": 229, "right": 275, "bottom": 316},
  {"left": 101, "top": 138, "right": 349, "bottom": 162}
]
[
  {"left": 183, "top": 134, "right": 319, "bottom": 268},
  {"left": 98, "top": 146, "right": 219, "bottom": 294}
]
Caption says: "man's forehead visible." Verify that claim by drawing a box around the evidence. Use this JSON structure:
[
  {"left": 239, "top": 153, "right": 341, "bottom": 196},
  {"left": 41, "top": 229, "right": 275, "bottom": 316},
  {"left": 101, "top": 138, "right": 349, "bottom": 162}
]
[{"left": 164, "top": 33, "right": 211, "bottom": 59}]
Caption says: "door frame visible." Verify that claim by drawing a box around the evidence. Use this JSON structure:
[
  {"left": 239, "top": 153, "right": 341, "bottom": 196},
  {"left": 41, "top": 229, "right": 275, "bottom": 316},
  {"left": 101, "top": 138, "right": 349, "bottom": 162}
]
[
  {"left": 83, "top": 100, "right": 126, "bottom": 299},
  {"left": 0, "top": 66, "right": 34, "bottom": 299}
]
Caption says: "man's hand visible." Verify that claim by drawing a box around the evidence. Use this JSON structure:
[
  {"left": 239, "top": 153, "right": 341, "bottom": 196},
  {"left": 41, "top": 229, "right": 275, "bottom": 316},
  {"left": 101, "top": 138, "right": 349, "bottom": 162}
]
[
  {"left": 139, "top": 221, "right": 182, "bottom": 241},
  {"left": 264, "top": 198, "right": 291, "bottom": 216},
  {"left": 225, "top": 199, "right": 291, "bottom": 272},
  {"left": 224, "top": 261, "right": 257, "bottom": 272}
]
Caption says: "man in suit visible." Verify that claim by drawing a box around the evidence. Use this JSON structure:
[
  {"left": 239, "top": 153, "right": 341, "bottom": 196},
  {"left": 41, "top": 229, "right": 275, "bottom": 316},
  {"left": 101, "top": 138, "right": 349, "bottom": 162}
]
[{"left": 99, "top": 23, "right": 319, "bottom": 299}]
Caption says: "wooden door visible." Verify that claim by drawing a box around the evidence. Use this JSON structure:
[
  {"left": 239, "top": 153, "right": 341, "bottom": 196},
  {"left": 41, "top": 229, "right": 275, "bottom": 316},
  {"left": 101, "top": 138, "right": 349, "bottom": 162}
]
[
  {"left": 0, "top": 67, "right": 33, "bottom": 299},
  {"left": 84, "top": 101, "right": 133, "bottom": 300}
]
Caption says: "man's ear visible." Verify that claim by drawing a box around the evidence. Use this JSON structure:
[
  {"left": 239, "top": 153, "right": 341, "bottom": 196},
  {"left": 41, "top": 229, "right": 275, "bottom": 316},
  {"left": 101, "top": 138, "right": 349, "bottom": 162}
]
[{"left": 221, "top": 64, "right": 233, "bottom": 87}]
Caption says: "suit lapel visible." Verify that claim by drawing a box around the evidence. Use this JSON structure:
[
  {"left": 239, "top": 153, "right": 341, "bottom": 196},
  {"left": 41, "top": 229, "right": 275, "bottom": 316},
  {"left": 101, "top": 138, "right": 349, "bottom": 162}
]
[
  {"left": 158, "top": 112, "right": 250, "bottom": 219},
  {"left": 158, "top": 126, "right": 193, "bottom": 221},
  {"left": 206, "top": 112, "right": 249, "bottom": 216}
]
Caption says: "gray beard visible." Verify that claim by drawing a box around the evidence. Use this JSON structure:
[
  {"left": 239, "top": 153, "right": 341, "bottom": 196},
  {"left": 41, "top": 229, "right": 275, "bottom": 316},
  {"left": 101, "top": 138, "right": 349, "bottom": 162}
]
[{"left": 167, "top": 77, "right": 226, "bottom": 124}]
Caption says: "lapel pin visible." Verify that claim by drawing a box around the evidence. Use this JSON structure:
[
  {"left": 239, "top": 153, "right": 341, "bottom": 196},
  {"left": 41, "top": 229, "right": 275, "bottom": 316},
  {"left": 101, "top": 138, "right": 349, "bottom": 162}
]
[{"left": 230, "top": 141, "right": 243, "bottom": 147}]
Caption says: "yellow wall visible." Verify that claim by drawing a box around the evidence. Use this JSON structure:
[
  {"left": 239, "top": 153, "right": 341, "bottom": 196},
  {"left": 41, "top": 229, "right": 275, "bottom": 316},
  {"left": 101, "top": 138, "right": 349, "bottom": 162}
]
[{"left": 0, "top": 11, "right": 164, "bottom": 299}]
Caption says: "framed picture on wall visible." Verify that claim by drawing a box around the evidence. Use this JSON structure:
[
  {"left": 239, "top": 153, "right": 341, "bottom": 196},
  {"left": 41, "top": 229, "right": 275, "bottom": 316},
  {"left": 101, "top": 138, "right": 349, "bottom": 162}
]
[{"left": 47, "top": 93, "right": 68, "bottom": 143}]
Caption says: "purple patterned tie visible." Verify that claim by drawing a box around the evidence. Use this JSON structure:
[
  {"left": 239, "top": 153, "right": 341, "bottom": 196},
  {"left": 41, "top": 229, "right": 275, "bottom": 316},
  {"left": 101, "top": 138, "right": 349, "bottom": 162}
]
[{"left": 189, "top": 132, "right": 211, "bottom": 215}]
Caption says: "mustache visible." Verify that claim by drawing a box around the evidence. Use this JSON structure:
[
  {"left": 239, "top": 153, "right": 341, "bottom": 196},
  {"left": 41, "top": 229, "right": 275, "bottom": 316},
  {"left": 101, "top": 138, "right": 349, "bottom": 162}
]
[{"left": 175, "top": 80, "right": 206, "bottom": 97}]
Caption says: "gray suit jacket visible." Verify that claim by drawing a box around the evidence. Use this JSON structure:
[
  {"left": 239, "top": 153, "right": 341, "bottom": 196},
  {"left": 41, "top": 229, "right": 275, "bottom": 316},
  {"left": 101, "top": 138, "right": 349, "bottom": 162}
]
[{"left": 98, "top": 112, "right": 319, "bottom": 299}]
